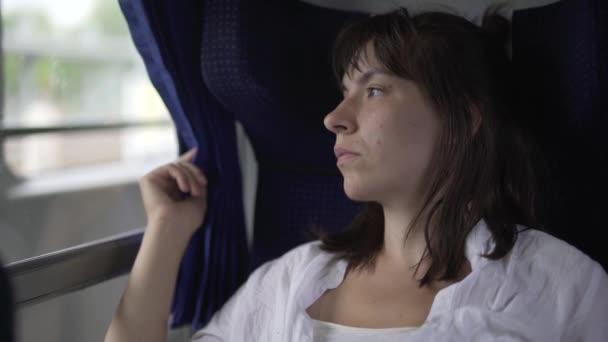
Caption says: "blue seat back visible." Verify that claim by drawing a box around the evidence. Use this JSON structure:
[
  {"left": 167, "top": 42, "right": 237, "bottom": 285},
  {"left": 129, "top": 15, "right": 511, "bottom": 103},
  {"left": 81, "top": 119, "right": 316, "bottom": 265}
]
[{"left": 512, "top": 0, "right": 607, "bottom": 270}]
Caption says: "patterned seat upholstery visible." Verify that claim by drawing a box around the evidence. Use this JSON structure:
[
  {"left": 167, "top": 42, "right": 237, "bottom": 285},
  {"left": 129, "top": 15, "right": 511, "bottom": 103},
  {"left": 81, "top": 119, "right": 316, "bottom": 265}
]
[
  {"left": 512, "top": 0, "right": 607, "bottom": 270},
  {"left": 199, "top": 0, "right": 364, "bottom": 270}
]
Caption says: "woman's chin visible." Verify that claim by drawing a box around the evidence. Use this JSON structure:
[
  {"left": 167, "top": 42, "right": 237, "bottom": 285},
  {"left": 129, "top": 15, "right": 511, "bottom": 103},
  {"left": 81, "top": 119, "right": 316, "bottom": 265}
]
[{"left": 343, "top": 183, "right": 373, "bottom": 202}]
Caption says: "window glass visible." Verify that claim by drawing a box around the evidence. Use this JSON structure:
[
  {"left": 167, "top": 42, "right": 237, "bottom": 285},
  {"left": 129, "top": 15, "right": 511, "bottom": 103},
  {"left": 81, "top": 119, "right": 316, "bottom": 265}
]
[
  {"left": 0, "top": 0, "right": 177, "bottom": 261},
  {"left": 2, "top": 0, "right": 176, "bottom": 177},
  {"left": 16, "top": 275, "right": 193, "bottom": 342}
]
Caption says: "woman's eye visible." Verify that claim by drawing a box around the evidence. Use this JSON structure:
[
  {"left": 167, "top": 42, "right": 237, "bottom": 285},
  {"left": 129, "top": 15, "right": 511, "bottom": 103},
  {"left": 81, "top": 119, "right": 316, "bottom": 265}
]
[{"left": 367, "top": 87, "right": 382, "bottom": 97}]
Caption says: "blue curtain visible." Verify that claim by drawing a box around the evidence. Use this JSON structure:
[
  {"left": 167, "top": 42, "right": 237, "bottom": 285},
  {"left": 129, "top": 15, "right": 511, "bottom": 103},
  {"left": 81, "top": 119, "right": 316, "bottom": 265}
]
[{"left": 119, "top": 0, "right": 249, "bottom": 329}]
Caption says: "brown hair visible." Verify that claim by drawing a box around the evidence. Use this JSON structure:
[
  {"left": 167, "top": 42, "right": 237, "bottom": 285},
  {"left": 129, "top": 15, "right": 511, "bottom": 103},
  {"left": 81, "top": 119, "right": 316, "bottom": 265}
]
[{"left": 317, "top": 8, "right": 543, "bottom": 286}]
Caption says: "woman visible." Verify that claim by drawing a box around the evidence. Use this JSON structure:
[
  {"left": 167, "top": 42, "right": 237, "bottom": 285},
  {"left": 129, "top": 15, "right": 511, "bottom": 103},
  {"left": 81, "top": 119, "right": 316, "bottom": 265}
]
[{"left": 106, "top": 9, "right": 608, "bottom": 342}]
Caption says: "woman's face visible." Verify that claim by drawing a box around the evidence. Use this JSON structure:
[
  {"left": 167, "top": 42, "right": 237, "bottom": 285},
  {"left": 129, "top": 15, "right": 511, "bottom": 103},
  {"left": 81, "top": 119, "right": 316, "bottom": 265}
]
[{"left": 324, "top": 47, "right": 441, "bottom": 207}]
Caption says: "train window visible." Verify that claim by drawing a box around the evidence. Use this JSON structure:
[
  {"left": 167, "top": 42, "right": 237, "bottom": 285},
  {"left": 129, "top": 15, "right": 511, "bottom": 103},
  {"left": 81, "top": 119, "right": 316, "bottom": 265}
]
[
  {"left": 0, "top": 2, "right": 185, "bottom": 340},
  {"left": 1, "top": 0, "right": 176, "bottom": 179},
  {"left": 15, "top": 274, "right": 192, "bottom": 341},
  {"left": 0, "top": 0, "right": 180, "bottom": 279}
]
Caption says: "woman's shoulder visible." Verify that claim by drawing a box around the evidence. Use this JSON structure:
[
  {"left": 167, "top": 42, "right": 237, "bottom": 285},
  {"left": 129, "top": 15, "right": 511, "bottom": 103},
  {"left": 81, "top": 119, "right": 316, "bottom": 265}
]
[
  {"left": 191, "top": 241, "right": 335, "bottom": 341},
  {"left": 276, "top": 240, "right": 328, "bottom": 265},
  {"left": 247, "top": 240, "right": 334, "bottom": 287},
  {"left": 496, "top": 229, "right": 608, "bottom": 340},
  {"left": 447, "top": 226, "right": 608, "bottom": 340},
  {"left": 511, "top": 228, "right": 605, "bottom": 278},
  {"left": 499, "top": 228, "right": 608, "bottom": 325}
]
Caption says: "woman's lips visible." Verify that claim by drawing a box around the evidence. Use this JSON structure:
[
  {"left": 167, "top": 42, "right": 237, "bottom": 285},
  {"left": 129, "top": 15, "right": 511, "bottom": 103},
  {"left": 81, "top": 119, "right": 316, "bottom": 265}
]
[
  {"left": 337, "top": 153, "right": 359, "bottom": 165},
  {"left": 334, "top": 147, "right": 360, "bottom": 165}
]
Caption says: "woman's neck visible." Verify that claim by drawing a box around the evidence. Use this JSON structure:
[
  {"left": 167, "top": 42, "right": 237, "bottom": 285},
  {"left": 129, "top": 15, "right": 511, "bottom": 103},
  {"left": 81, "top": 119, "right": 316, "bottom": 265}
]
[
  {"left": 380, "top": 204, "right": 430, "bottom": 273},
  {"left": 378, "top": 202, "right": 472, "bottom": 285}
]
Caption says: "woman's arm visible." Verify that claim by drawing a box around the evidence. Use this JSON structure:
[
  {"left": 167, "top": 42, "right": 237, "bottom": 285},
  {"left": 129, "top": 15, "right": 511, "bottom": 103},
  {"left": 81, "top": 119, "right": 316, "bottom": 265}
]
[
  {"left": 105, "top": 148, "right": 207, "bottom": 342},
  {"left": 104, "top": 222, "right": 189, "bottom": 342}
]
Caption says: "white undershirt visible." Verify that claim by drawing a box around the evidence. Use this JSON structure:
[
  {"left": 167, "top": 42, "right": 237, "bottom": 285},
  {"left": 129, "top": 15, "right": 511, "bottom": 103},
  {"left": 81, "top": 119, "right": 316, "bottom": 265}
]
[{"left": 312, "top": 319, "right": 418, "bottom": 342}]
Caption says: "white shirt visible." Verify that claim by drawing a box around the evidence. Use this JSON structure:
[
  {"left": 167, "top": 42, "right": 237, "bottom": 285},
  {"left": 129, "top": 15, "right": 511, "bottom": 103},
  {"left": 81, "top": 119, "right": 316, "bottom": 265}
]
[
  {"left": 311, "top": 319, "right": 417, "bottom": 341},
  {"left": 191, "top": 220, "right": 608, "bottom": 341}
]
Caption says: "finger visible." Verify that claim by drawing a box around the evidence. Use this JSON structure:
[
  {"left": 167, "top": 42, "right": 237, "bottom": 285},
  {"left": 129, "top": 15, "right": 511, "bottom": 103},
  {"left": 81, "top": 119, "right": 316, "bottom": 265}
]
[
  {"left": 166, "top": 164, "right": 191, "bottom": 194},
  {"left": 172, "top": 162, "right": 201, "bottom": 196},
  {"left": 144, "top": 174, "right": 182, "bottom": 200},
  {"left": 178, "top": 147, "right": 198, "bottom": 163},
  {"left": 177, "top": 161, "right": 207, "bottom": 185}
]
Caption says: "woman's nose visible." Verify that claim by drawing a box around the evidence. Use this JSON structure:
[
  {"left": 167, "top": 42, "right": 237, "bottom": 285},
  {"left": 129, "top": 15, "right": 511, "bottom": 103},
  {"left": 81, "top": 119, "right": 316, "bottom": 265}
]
[{"left": 324, "top": 100, "right": 356, "bottom": 135}]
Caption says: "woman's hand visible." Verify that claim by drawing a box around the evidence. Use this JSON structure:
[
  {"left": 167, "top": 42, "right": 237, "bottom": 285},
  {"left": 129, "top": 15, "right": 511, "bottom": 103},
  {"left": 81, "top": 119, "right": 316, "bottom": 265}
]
[
  {"left": 139, "top": 148, "right": 208, "bottom": 242},
  {"left": 106, "top": 148, "right": 208, "bottom": 342}
]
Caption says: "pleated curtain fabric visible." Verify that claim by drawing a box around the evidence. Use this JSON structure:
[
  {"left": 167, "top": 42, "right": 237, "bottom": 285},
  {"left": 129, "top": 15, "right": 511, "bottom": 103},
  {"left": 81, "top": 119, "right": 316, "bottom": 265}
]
[{"left": 119, "top": 0, "right": 249, "bottom": 329}]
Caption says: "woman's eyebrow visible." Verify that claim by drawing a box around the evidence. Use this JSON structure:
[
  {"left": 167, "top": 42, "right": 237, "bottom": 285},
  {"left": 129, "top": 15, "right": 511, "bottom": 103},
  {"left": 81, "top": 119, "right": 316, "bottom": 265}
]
[
  {"left": 341, "top": 68, "right": 392, "bottom": 92},
  {"left": 357, "top": 68, "right": 392, "bottom": 84}
]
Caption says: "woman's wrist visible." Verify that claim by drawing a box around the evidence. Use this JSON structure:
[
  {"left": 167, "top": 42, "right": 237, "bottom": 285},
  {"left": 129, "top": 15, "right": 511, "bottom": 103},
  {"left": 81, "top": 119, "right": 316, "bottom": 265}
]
[{"left": 143, "top": 220, "right": 194, "bottom": 261}]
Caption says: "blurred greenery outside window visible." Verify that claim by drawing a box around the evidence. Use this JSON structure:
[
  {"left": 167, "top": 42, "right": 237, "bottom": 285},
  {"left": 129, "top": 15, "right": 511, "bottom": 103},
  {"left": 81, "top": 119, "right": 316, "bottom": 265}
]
[{"left": 2, "top": 0, "right": 176, "bottom": 179}]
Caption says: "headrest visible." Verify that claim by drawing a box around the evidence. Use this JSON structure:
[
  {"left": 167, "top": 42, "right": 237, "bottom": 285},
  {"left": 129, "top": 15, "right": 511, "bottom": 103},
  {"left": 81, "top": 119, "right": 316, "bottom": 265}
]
[
  {"left": 300, "top": 0, "right": 561, "bottom": 22},
  {"left": 200, "top": 0, "right": 364, "bottom": 169}
]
